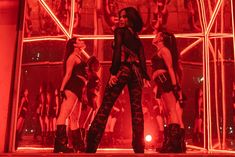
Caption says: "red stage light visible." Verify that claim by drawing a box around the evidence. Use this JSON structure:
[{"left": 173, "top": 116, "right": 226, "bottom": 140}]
[{"left": 145, "top": 134, "right": 152, "bottom": 143}]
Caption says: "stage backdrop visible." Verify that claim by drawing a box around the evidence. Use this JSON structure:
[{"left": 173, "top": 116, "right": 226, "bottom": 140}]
[{"left": 10, "top": 0, "right": 235, "bottom": 152}]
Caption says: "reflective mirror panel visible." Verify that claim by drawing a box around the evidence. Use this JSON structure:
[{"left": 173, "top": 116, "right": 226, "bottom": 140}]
[{"left": 15, "top": 0, "right": 234, "bottom": 153}]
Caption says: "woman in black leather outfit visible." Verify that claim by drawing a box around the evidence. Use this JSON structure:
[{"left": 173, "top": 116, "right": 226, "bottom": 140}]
[
  {"left": 53, "top": 37, "right": 88, "bottom": 153},
  {"left": 151, "top": 31, "right": 186, "bottom": 153},
  {"left": 86, "top": 7, "right": 150, "bottom": 153}
]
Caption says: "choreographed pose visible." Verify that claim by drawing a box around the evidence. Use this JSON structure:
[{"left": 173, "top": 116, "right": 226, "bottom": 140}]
[
  {"left": 151, "top": 31, "right": 186, "bottom": 153},
  {"left": 54, "top": 37, "right": 88, "bottom": 153},
  {"left": 85, "top": 7, "right": 150, "bottom": 153}
]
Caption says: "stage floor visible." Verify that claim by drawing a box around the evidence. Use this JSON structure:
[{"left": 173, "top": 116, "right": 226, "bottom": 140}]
[
  {"left": 4, "top": 135, "right": 235, "bottom": 156},
  {"left": 0, "top": 147, "right": 233, "bottom": 157}
]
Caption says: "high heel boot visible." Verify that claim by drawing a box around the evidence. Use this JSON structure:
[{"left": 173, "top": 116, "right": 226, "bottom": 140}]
[
  {"left": 53, "top": 125, "right": 74, "bottom": 153},
  {"left": 71, "top": 128, "right": 85, "bottom": 152},
  {"left": 159, "top": 123, "right": 181, "bottom": 153},
  {"left": 180, "top": 128, "right": 186, "bottom": 153}
]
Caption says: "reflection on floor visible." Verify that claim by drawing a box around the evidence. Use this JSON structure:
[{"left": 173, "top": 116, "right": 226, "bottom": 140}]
[
  {"left": 13, "top": 134, "right": 235, "bottom": 156},
  {"left": 13, "top": 147, "right": 235, "bottom": 157}
]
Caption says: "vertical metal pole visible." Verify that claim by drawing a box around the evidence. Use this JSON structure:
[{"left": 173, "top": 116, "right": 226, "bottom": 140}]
[{"left": 8, "top": 0, "right": 26, "bottom": 152}]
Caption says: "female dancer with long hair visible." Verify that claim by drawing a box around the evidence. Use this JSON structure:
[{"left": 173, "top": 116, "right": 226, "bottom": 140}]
[
  {"left": 151, "top": 31, "right": 186, "bottom": 153},
  {"left": 53, "top": 37, "right": 87, "bottom": 153},
  {"left": 15, "top": 88, "right": 29, "bottom": 148}
]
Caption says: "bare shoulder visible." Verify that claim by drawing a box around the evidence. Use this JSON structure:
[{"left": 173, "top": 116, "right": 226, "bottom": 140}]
[
  {"left": 66, "top": 54, "right": 76, "bottom": 65},
  {"left": 67, "top": 53, "right": 74, "bottom": 60},
  {"left": 159, "top": 47, "right": 170, "bottom": 56}
]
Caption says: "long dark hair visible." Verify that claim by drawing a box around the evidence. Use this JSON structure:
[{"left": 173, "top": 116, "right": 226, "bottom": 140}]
[
  {"left": 118, "top": 7, "right": 143, "bottom": 32},
  {"left": 63, "top": 37, "right": 77, "bottom": 74},
  {"left": 87, "top": 56, "right": 100, "bottom": 72},
  {"left": 161, "top": 31, "right": 182, "bottom": 80}
]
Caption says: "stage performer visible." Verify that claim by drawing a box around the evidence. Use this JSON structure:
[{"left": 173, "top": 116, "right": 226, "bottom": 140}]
[
  {"left": 53, "top": 37, "right": 88, "bottom": 153},
  {"left": 85, "top": 7, "right": 150, "bottom": 153},
  {"left": 151, "top": 31, "right": 186, "bottom": 153}
]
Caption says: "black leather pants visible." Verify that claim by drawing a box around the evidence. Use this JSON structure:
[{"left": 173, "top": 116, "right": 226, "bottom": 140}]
[{"left": 86, "top": 65, "right": 145, "bottom": 153}]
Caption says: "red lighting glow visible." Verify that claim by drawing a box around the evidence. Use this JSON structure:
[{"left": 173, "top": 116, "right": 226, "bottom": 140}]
[
  {"left": 145, "top": 134, "right": 152, "bottom": 142},
  {"left": 21, "top": 0, "right": 235, "bottom": 153}
]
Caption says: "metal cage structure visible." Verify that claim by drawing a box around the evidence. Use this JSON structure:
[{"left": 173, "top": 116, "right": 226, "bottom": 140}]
[{"left": 14, "top": 0, "right": 235, "bottom": 153}]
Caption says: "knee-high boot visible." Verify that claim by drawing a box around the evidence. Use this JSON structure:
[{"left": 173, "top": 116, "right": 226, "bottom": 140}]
[
  {"left": 85, "top": 128, "right": 100, "bottom": 153},
  {"left": 71, "top": 128, "right": 85, "bottom": 152},
  {"left": 159, "top": 123, "right": 181, "bottom": 153},
  {"left": 132, "top": 130, "right": 145, "bottom": 153},
  {"left": 159, "top": 126, "right": 169, "bottom": 153},
  {"left": 180, "top": 128, "right": 186, "bottom": 153},
  {"left": 53, "top": 125, "right": 74, "bottom": 153}
]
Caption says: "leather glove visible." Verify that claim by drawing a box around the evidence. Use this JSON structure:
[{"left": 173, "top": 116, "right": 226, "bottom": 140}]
[{"left": 60, "top": 90, "right": 67, "bottom": 100}]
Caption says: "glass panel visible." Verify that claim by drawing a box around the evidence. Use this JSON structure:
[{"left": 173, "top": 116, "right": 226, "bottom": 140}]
[
  {"left": 24, "top": 0, "right": 95, "bottom": 37},
  {"left": 207, "top": 0, "right": 232, "bottom": 34},
  {"left": 25, "top": 0, "right": 68, "bottom": 37},
  {"left": 179, "top": 41, "right": 204, "bottom": 147},
  {"left": 178, "top": 38, "right": 203, "bottom": 62},
  {"left": 206, "top": 0, "right": 234, "bottom": 150},
  {"left": 101, "top": 0, "right": 203, "bottom": 34},
  {"left": 182, "top": 62, "right": 204, "bottom": 147},
  {"left": 209, "top": 38, "right": 234, "bottom": 150},
  {"left": 177, "top": 0, "right": 202, "bottom": 33},
  {"left": 24, "top": 0, "right": 206, "bottom": 37}
]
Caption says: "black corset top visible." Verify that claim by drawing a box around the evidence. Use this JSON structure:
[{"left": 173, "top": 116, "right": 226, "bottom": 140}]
[
  {"left": 72, "top": 61, "right": 88, "bottom": 79},
  {"left": 151, "top": 54, "right": 167, "bottom": 72}
]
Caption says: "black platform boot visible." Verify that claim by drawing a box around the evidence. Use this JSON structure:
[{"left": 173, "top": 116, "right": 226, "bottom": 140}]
[
  {"left": 132, "top": 131, "right": 145, "bottom": 153},
  {"left": 71, "top": 128, "right": 85, "bottom": 152},
  {"left": 159, "top": 126, "right": 169, "bottom": 153},
  {"left": 168, "top": 124, "right": 181, "bottom": 153},
  {"left": 53, "top": 125, "right": 74, "bottom": 153},
  {"left": 159, "top": 124, "right": 181, "bottom": 153},
  {"left": 180, "top": 128, "right": 186, "bottom": 153}
]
